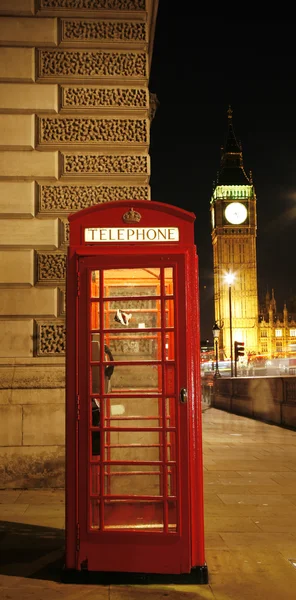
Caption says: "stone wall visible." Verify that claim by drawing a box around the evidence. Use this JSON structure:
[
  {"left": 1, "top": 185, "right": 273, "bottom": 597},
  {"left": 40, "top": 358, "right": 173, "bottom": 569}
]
[
  {"left": 0, "top": 0, "right": 158, "bottom": 488},
  {"left": 212, "top": 376, "right": 296, "bottom": 429}
]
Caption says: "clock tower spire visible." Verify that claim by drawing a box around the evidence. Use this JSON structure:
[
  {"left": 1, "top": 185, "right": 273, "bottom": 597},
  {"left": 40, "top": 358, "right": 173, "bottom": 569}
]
[
  {"left": 220, "top": 105, "right": 250, "bottom": 183},
  {"left": 211, "top": 107, "right": 258, "bottom": 365}
]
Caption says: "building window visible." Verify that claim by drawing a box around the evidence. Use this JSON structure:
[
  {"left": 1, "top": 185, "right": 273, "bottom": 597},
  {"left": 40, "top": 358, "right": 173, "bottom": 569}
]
[
  {"left": 261, "top": 330, "right": 267, "bottom": 337},
  {"left": 290, "top": 329, "right": 296, "bottom": 337},
  {"left": 275, "top": 329, "right": 282, "bottom": 337},
  {"left": 276, "top": 341, "right": 283, "bottom": 352},
  {"left": 261, "top": 343, "right": 268, "bottom": 353}
]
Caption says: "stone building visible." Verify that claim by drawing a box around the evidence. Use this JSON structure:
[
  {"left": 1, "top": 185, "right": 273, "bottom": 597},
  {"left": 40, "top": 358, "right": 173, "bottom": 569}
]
[
  {"left": 258, "top": 290, "right": 296, "bottom": 361},
  {"left": 0, "top": 0, "right": 159, "bottom": 488}
]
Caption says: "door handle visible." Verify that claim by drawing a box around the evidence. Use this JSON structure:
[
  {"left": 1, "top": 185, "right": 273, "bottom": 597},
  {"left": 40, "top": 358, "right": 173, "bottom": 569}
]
[{"left": 180, "top": 388, "right": 188, "bottom": 403}]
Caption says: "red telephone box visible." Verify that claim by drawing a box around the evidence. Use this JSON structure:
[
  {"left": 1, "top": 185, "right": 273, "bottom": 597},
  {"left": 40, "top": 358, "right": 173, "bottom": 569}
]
[{"left": 65, "top": 200, "right": 208, "bottom": 584}]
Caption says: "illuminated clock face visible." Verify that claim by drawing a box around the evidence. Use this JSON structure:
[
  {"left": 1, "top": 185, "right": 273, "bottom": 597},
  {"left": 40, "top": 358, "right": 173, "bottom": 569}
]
[{"left": 225, "top": 202, "right": 248, "bottom": 225}]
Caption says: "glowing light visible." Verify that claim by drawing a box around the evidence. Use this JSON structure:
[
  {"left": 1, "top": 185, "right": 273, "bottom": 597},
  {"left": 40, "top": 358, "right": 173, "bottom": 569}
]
[{"left": 224, "top": 272, "right": 235, "bottom": 285}]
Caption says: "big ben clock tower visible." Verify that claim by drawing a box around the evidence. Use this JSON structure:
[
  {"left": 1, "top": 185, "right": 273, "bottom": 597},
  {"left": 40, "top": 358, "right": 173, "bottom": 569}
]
[{"left": 211, "top": 107, "right": 258, "bottom": 362}]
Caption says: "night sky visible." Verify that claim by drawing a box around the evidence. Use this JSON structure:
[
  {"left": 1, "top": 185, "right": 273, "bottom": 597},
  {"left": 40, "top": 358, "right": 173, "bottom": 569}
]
[{"left": 149, "top": 8, "right": 296, "bottom": 340}]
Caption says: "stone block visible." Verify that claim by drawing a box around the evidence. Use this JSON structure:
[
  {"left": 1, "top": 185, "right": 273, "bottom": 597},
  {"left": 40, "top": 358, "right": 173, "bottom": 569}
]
[
  {"left": 37, "top": 116, "right": 149, "bottom": 150},
  {"left": 0, "top": 151, "right": 58, "bottom": 179},
  {"left": 252, "top": 399, "right": 282, "bottom": 425},
  {"left": 231, "top": 396, "right": 253, "bottom": 418},
  {"left": 0, "top": 288, "right": 58, "bottom": 317},
  {"left": 0, "top": 0, "right": 35, "bottom": 16},
  {"left": 36, "top": 320, "right": 65, "bottom": 356},
  {"left": 282, "top": 403, "right": 296, "bottom": 428},
  {"left": 38, "top": 183, "right": 150, "bottom": 215},
  {"left": 37, "top": 49, "right": 147, "bottom": 84},
  {"left": 0, "top": 445, "right": 65, "bottom": 489},
  {"left": 0, "top": 319, "right": 33, "bottom": 357},
  {"left": 10, "top": 388, "right": 65, "bottom": 405},
  {"left": 0, "top": 47, "right": 34, "bottom": 81},
  {"left": 12, "top": 365, "right": 65, "bottom": 389},
  {"left": 61, "top": 153, "right": 150, "bottom": 180},
  {"left": 0, "top": 83, "right": 58, "bottom": 113},
  {"left": 212, "top": 394, "right": 231, "bottom": 412},
  {"left": 0, "top": 114, "right": 34, "bottom": 150},
  {"left": 0, "top": 389, "right": 12, "bottom": 404},
  {"left": 0, "top": 182, "right": 35, "bottom": 217},
  {"left": 23, "top": 404, "right": 65, "bottom": 446},
  {"left": 0, "top": 367, "right": 14, "bottom": 389},
  {"left": 59, "top": 18, "right": 147, "bottom": 47},
  {"left": 60, "top": 85, "right": 149, "bottom": 113},
  {"left": 0, "top": 17, "right": 57, "bottom": 46},
  {"left": 0, "top": 405, "right": 22, "bottom": 445},
  {"left": 0, "top": 218, "right": 59, "bottom": 249},
  {"left": 249, "top": 377, "right": 283, "bottom": 424},
  {"left": 0, "top": 250, "right": 34, "bottom": 286}
]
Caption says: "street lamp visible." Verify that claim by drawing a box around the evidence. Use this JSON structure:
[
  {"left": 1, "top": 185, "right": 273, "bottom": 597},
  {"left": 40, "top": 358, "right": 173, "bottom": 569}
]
[
  {"left": 225, "top": 272, "right": 235, "bottom": 377},
  {"left": 212, "top": 321, "right": 221, "bottom": 377}
]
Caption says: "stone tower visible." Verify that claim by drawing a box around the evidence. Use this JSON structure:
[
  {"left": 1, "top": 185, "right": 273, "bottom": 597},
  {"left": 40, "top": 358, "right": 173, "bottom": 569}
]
[
  {"left": 0, "top": 0, "right": 159, "bottom": 488},
  {"left": 210, "top": 107, "right": 258, "bottom": 361}
]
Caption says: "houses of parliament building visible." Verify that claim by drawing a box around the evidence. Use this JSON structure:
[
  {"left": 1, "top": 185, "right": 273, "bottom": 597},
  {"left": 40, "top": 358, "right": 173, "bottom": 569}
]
[{"left": 211, "top": 107, "right": 296, "bottom": 362}]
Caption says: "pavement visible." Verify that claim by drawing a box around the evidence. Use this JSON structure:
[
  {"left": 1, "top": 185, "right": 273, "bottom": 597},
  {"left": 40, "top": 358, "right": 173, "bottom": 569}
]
[{"left": 1, "top": 406, "right": 296, "bottom": 599}]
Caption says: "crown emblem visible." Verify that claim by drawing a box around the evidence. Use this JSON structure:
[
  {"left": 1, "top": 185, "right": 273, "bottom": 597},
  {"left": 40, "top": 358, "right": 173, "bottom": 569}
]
[{"left": 122, "top": 207, "right": 142, "bottom": 224}]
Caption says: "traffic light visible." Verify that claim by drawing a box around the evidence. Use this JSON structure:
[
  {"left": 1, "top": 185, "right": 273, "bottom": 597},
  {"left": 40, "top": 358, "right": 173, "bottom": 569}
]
[{"left": 234, "top": 341, "right": 245, "bottom": 361}]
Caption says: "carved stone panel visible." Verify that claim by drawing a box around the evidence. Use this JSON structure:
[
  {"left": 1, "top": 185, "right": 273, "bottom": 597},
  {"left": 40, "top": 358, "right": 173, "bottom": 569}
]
[
  {"left": 39, "top": 184, "right": 149, "bottom": 214},
  {"left": 38, "top": 117, "right": 148, "bottom": 146},
  {"left": 37, "top": 252, "right": 66, "bottom": 284},
  {"left": 38, "top": 50, "right": 147, "bottom": 81},
  {"left": 61, "top": 19, "right": 147, "bottom": 44},
  {"left": 38, "top": 0, "right": 146, "bottom": 11},
  {"left": 62, "top": 154, "right": 149, "bottom": 176},
  {"left": 36, "top": 321, "right": 66, "bottom": 356},
  {"left": 61, "top": 86, "right": 148, "bottom": 110},
  {"left": 59, "top": 219, "right": 70, "bottom": 246}
]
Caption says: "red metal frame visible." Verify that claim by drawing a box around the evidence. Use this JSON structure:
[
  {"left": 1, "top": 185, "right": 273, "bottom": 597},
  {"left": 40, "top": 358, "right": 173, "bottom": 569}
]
[{"left": 66, "top": 201, "right": 206, "bottom": 577}]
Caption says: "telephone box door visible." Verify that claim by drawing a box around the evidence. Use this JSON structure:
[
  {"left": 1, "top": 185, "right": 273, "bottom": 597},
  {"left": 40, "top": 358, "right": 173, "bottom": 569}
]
[{"left": 76, "top": 253, "right": 191, "bottom": 574}]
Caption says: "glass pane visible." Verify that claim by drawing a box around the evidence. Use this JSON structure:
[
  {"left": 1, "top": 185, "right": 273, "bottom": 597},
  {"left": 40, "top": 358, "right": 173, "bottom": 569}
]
[
  {"left": 90, "top": 499, "right": 100, "bottom": 529},
  {"left": 166, "top": 431, "right": 176, "bottom": 461},
  {"left": 106, "top": 332, "right": 161, "bottom": 362},
  {"left": 165, "top": 331, "right": 175, "bottom": 360},
  {"left": 91, "top": 365, "right": 101, "bottom": 394},
  {"left": 166, "top": 397, "right": 176, "bottom": 427},
  {"left": 90, "top": 302, "right": 100, "bottom": 329},
  {"left": 91, "top": 335, "right": 101, "bottom": 361},
  {"left": 104, "top": 464, "right": 162, "bottom": 496},
  {"left": 111, "top": 364, "right": 161, "bottom": 392},
  {"left": 167, "top": 465, "right": 177, "bottom": 496},
  {"left": 91, "top": 398, "right": 101, "bottom": 426},
  {"left": 103, "top": 500, "right": 164, "bottom": 531},
  {"left": 164, "top": 267, "right": 173, "bottom": 295},
  {"left": 103, "top": 431, "right": 162, "bottom": 462},
  {"left": 103, "top": 299, "right": 161, "bottom": 329},
  {"left": 103, "top": 268, "right": 160, "bottom": 295},
  {"left": 165, "top": 299, "right": 174, "bottom": 327},
  {"left": 91, "top": 336, "right": 114, "bottom": 384},
  {"left": 91, "top": 271, "right": 100, "bottom": 297},
  {"left": 103, "top": 396, "right": 162, "bottom": 428},
  {"left": 90, "top": 464, "right": 100, "bottom": 494},
  {"left": 92, "top": 430, "right": 101, "bottom": 457}
]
